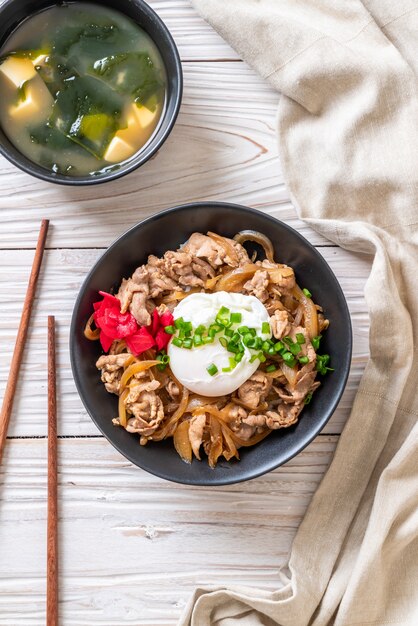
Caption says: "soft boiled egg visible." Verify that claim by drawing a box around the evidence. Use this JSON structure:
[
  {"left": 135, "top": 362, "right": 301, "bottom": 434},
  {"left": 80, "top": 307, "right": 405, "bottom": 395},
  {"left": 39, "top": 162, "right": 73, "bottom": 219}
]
[{"left": 167, "top": 291, "right": 271, "bottom": 397}]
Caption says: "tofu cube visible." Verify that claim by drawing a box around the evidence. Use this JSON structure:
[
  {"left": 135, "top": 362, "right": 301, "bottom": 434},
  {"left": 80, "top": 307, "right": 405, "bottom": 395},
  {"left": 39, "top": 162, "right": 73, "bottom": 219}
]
[
  {"left": 104, "top": 135, "right": 134, "bottom": 163},
  {"left": 0, "top": 57, "right": 37, "bottom": 88},
  {"left": 132, "top": 103, "right": 157, "bottom": 129},
  {"left": 9, "top": 75, "right": 54, "bottom": 122}
]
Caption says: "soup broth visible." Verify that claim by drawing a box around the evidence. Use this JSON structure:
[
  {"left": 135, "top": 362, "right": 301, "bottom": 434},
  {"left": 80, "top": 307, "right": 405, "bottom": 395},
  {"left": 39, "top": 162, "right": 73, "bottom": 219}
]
[{"left": 0, "top": 3, "right": 166, "bottom": 176}]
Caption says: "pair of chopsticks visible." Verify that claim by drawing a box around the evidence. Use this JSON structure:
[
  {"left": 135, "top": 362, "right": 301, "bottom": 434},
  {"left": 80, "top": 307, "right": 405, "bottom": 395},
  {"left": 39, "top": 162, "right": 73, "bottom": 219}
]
[{"left": 0, "top": 220, "right": 59, "bottom": 625}]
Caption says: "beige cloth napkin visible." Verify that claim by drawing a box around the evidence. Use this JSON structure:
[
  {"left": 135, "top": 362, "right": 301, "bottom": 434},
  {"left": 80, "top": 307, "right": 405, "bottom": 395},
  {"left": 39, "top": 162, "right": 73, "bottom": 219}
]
[{"left": 179, "top": 1, "right": 418, "bottom": 625}]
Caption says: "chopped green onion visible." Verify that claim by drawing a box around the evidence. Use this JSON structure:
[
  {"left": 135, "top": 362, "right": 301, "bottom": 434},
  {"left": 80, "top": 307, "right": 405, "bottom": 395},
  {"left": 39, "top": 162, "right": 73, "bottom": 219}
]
[
  {"left": 303, "top": 288, "right": 312, "bottom": 298},
  {"left": 195, "top": 324, "right": 206, "bottom": 335},
  {"left": 183, "top": 338, "right": 193, "bottom": 349},
  {"left": 219, "top": 336, "right": 228, "bottom": 348},
  {"left": 298, "top": 356, "right": 309, "bottom": 364},
  {"left": 248, "top": 328, "right": 257, "bottom": 336},
  {"left": 174, "top": 317, "right": 184, "bottom": 329},
  {"left": 183, "top": 321, "right": 193, "bottom": 333},
  {"left": 266, "top": 364, "right": 277, "bottom": 373},
  {"left": 290, "top": 343, "right": 302, "bottom": 355},
  {"left": 164, "top": 325, "right": 175, "bottom": 335},
  {"left": 262, "top": 321, "right": 270, "bottom": 334},
  {"left": 172, "top": 337, "right": 183, "bottom": 348},
  {"left": 203, "top": 336, "right": 214, "bottom": 344},
  {"left": 255, "top": 337, "right": 263, "bottom": 350},
  {"left": 222, "top": 366, "right": 232, "bottom": 372},
  {"left": 296, "top": 333, "right": 305, "bottom": 344},
  {"left": 209, "top": 327, "right": 217, "bottom": 338},
  {"left": 227, "top": 342, "right": 239, "bottom": 354},
  {"left": 243, "top": 333, "right": 254, "bottom": 347},
  {"left": 235, "top": 352, "right": 243, "bottom": 363},
  {"left": 258, "top": 352, "right": 266, "bottom": 363},
  {"left": 311, "top": 335, "right": 322, "bottom": 350},
  {"left": 267, "top": 346, "right": 276, "bottom": 355},
  {"left": 207, "top": 363, "right": 218, "bottom": 376},
  {"left": 224, "top": 328, "right": 234, "bottom": 338},
  {"left": 262, "top": 340, "right": 271, "bottom": 352},
  {"left": 193, "top": 334, "right": 203, "bottom": 346},
  {"left": 250, "top": 354, "right": 259, "bottom": 363},
  {"left": 316, "top": 354, "right": 333, "bottom": 375},
  {"left": 304, "top": 391, "right": 313, "bottom": 405},
  {"left": 230, "top": 312, "right": 242, "bottom": 324},
  {"left": 282, "top": 352, "right": 297, "bottom": 367},
  {"left": 231, "top": 332, "right": 241, "bottom": 344},
  {"left": 283, "top": 336, "right": 293, "bottom": 346},
  {"left": 238, "top": 325, "right": 250, "bottom": 335},
  {"left": 229, "top": 356, "right": 237, "bottom": 369},
  {"left": 274, "top": 341, "right": 284, "bottom": 353},
  {"left": 218, "top": 306, "right": 230, "bottom": 317}
]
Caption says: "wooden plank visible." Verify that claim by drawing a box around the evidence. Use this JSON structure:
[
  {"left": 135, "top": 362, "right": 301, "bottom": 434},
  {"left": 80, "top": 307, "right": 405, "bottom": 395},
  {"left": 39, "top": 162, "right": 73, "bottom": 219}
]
[
  {"left": 0, "top": 62, "right": 328, "bottom": 249},
  {"left": 148, "top": 0, "right": 240, "bottom": 60},
  {"left": 0, "top": 248, "right": 370, "bottom": 438},
  {"left": 0, "top": 436, "right": 337, "bottom": 625}
]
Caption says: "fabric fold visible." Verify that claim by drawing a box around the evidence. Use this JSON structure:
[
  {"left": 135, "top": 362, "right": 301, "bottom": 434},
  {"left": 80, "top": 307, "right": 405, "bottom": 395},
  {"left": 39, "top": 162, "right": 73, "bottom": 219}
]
[{"left": 180, "top": 1, "right": 418, "bottom": 624}]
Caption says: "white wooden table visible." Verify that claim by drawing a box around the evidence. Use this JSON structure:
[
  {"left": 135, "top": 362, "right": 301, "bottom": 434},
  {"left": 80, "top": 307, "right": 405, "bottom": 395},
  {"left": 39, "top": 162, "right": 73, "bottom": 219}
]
[{"left": 0, "top": 2, "right": 371, "bottom": 624}]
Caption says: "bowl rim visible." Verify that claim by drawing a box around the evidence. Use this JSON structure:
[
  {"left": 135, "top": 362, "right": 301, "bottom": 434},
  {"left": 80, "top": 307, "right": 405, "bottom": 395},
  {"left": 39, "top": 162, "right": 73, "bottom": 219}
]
[
  {"left": 0, "top": 0, "right": 183, "bottom": 185},
  {"left": 70, "top": 202, "right": 353, "bottom": 485}
]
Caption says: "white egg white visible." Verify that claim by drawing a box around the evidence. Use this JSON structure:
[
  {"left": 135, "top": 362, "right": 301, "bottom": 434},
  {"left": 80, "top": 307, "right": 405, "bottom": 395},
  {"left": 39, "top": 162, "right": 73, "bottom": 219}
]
[{"left": 167, "top": 291, "right": 271, "bottom": 397}]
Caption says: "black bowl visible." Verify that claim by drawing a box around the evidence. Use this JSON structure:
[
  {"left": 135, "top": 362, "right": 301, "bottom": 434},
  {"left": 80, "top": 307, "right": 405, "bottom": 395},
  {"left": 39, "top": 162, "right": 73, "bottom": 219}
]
[
  {"left": 70, "top": 202, "right": 352, "bottom": 485},
  {"left": 0, "top": 0, "right": 182, "bottom": 185}
]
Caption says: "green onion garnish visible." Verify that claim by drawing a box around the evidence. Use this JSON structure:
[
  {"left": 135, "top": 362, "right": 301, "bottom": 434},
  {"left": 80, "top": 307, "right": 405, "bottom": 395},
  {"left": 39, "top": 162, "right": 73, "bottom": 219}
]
[
  {"left": 250, "top": 354, "right": 259, "bottom": 363},
  {"left": 304, "top": 391, "right": 313, "bottom": 404},
  {"left": 274, "top": 341, "right": 284, "bottom": 353},
  {"left": 164, "top": 325, "right": 175, "bottom": 335},
  {"left": 262, "top": 321, "right": 270, "bottom": 334},
  {"left": 218, "top": 306, "right": 230, "bottom": 317},
  {"left": 266, "top": 364, "right": 277, "bottom": 373},
  {"left": 283, "top": 336, "right": 293, "bottom": 346},
  {"left": 311, "top": 335, "right": 322, "bottom": 350},
  {"left": 290, "top": 343, "right": 302, "bottom": 355},
  {"left": 219, "top": 336, "right": 228, "bottom": 348},
  {"left": 195, "top": 324, "right": 205, "bottom": 335},
  {"left": 203, "top": 336, "right": 214, "bottom": 344},
  {"left": 207, "top": 363, "right": 218, "bottom": 376},
  {"left": 316, "top": 354, "right": 333, "bottom": 375},
  {"left": 258, "top": 352, "right": 266, "bottom": 363},
  {"left": 303, "top": 288, "right": 312, "bottom": 298},
  {"left": 174, "top": 317, "right": 184, "bottom": 329},
  {"left": 296, "top": 333, "right": 305, "bottom": 344},
  {"left": 183, "top": 338, "right": 193, "bottom": 349},
  {"left": 235, "top": 352, "right": 243, "bottom": 363},
  {"left": 172, "top": 337, "right": 183, "bottom": 348},
  {"left": 193, "top": 334, "right": 203, "bottom": 346},
  {"left": 229, "top": 356, "right": 237, "bottom": 369},
  {"left": 238, "top": 325, "right": 250, "bottom": 335},
  {"left": 230, "top": 312, "right": 242, "bottom": 324},
  {"left": 298, "top": 356, "right": 309, "bottom": 364}
]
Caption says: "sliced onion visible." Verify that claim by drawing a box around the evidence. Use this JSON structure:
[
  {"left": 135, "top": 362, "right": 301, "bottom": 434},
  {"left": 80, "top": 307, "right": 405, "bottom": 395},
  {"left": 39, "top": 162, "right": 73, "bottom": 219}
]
[
  {"left": 120, "top": 360, "right": 159, "bottom": 391},
  {"left": 281, "top": 363, "right": 298, "bottom": 388},
  {"left": 152, "top": 386, "right": 190, "bottom": 441},
  {"left": 187, "top": 395, "right": 225, "bottom": 411},
  {"left": 292, "top": 284, "right": 319, "bottom": 339},
  {"left": 208, "top": 416, "right": 223, "bottom": 468},
  {"left": 214, "top": 263, "right": 259, "bottom": 292},
  {"left": 84, "top": 313, "right": 100, "bottom": 340},
  {"left": 173, "top": 420, "right": 192, "bottom": 464},
  {"left": 118, "top": 388, "right": 129, "bottom": 428},
  {"left": 207, "top": 231, "right": 239, "bottom": 264},
  {"left": 233, "top": 230, "right": 275, "bottom": 262}
]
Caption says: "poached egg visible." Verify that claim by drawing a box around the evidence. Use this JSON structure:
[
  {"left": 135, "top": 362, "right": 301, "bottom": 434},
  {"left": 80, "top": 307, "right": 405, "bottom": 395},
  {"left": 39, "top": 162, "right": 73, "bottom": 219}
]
[{"left": 167, "top": 291, "right": 271, "bottom": 396}]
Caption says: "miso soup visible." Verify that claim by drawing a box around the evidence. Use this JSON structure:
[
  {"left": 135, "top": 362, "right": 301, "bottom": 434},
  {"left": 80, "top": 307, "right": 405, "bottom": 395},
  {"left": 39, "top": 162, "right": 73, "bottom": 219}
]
[{"left": 0, "top": 3, "right": 166, "bottom": 176}]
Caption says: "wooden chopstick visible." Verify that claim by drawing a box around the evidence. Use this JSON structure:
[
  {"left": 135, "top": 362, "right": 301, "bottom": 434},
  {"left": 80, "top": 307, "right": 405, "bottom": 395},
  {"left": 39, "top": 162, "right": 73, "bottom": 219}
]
[
  {"left": 0, "top": 219, "right": 49, "bottom": 465},
  {"left": 47, "top": 315, "right": 58, "bottom": 625}
]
